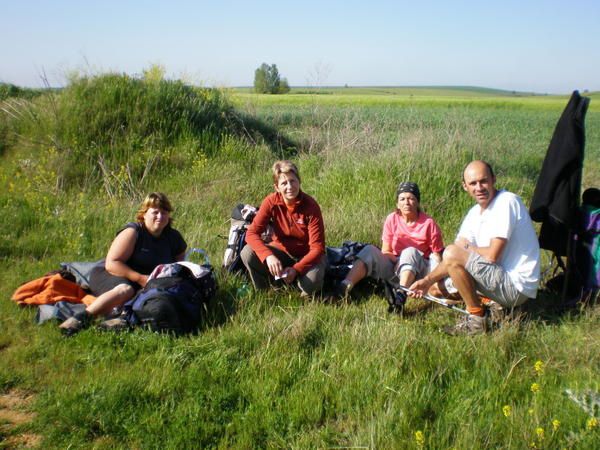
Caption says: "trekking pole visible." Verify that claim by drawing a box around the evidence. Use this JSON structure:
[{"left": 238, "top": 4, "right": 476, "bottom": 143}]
[{"left": 396, "top": 285, "right": 470, "bottom": 316}]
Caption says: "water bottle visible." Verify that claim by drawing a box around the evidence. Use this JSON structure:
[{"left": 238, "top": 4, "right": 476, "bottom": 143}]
[{"left": 236, "top": 283, "right": 250, "bottom": 298}]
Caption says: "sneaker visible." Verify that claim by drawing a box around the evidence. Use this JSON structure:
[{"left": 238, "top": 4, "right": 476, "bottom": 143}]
[
  {"left": 384, "top": 283, "right": 407, "bottom": 314},
  {"left": 59, "top": 312, "right": 92, "bottom": 336},
  {"left": 333, "top": 281, "right": 351, "bottom": 300},
  {"left": 97, "top": 317, "right": 130, "bottom": 332},
  {"left": 444, "top": 313, "right": 488, "bottom": 335},
  {"left": 486, "top": 300, "right": 505, "bottom": 324}
]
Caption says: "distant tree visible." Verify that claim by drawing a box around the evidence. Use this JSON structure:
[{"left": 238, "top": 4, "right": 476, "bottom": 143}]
[
  {"left": 254, "top": 63, "right": 289, "bottom": 94},
  {"left": 278, "top": 78, "right": 290, "bottom": 94},
  {"left": 254, "top": 63, "right": 269, "bottom": 93}
]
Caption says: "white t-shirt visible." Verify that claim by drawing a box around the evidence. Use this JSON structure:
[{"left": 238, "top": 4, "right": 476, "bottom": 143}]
[{"left": 457, "top": 190, "right": 541, "bottom": 298}]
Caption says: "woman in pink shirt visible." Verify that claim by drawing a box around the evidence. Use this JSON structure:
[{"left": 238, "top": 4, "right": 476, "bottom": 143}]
[{"left": 335, "top": 182, "right": 444, "bottom": 311}]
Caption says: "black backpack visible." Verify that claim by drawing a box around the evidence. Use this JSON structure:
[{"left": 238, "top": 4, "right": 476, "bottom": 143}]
[
  {"left": 124, "top": 261, "right": 216, "bottom": 334},
  {"left": 325, "top": 241, "right": 368, "bottom": 281}
]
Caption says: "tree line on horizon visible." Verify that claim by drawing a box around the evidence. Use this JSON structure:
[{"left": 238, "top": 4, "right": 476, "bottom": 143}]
[{"left": 253, "top": 63, "right": 290, "bottom": 94}]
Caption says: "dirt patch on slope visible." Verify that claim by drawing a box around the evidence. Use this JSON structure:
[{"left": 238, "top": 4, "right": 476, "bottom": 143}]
[{"left": 0, "top": 390, "right": 42, "bottom": 448}]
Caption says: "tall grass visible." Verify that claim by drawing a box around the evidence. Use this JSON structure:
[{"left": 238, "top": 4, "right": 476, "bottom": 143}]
[
  {"left": 2, "top": 73, "right": 296, "bottom": 198},
  {"left": 1, "top": 81, "right": 599, "bottom": 448}
]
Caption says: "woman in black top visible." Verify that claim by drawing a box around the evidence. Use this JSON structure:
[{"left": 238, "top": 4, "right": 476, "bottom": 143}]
[{"left": 59, "top": 192, "right": 187, "bottom": 334}]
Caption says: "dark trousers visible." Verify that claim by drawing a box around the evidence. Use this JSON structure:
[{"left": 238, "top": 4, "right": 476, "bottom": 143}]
[{"left": 240, "top": 244, "right": 326, "bottom": 295}]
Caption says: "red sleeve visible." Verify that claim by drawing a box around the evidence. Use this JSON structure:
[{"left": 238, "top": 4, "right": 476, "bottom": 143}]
[
  {"left": 245, "top": 194, "right": 275, "bottom": 263},
  {"left": 292, "top": 202, "right": 325, "bottom": 275}
]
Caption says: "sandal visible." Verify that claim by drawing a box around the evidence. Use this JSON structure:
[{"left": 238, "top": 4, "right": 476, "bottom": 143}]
[{"left": 97, "top": 317, "right": 130, "bottom": 332}]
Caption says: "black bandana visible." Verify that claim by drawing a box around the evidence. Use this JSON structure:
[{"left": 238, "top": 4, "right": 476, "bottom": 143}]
[{"left": 396, "top": 181, "right": 420, "bottom": 203}]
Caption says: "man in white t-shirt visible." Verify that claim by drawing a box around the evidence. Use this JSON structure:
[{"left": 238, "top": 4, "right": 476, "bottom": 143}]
[{"left": 409, "top": 160, "right": 540, "bottom": 335}]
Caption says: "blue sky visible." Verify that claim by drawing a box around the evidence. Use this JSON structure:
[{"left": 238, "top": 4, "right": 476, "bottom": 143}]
[{"left": 2, "top": 0, "right": 599, "bottom": 93}]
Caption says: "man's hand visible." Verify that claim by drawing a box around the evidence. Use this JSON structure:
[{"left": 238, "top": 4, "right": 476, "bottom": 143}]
[
  {"left": 266, "top": 255, "right": 283, "bottom": 278},
  {"left": 455, "top": 237, "right": 474, "bottom": 251},
  {"left": 408, "top": 278, "right": 433, "bottom": 299},
  {"left": 455, "top": 236, "right": 506, "bottom": 263}
]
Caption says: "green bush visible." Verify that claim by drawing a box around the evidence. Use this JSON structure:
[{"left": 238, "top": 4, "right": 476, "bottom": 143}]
[
  {"left": 0, "top": 83, "right": 44, "bottom": 101},
  {"left": 50, "top": 74, "right": 234, "bottom": 187},
  {"left": 0, "top": 73, "right": 297, "bottom": 194}
]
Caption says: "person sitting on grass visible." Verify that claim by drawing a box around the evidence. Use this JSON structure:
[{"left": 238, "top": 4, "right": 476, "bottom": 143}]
[
  {"left": 59, "top": 192, "right": 187, "bottom": 335},
  {"left": 409, "top": 160, "right": 541, "bottom": 335},
  {"left": 335, "top": 181, "right": 444, "bottom": 310},
  {"left": 240, "top": 160, "right": 327, "bottom": 297}
]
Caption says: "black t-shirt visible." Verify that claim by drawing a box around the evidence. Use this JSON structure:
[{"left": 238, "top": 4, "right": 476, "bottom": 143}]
[{"left": 122, "top": 222, "right": 187, "bottom": 275}]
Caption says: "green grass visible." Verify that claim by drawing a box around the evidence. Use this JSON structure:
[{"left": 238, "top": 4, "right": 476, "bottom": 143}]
[
  {"left": 232, "top": 85, "right": 542, "bottom": 97},
  {"left": 1, "top": 79, "right": 599, "bottom": 448}
]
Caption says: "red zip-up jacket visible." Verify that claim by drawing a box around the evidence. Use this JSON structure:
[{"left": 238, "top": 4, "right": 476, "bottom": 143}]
[{"left": 245, "top": 191, "right": 325, "bottom": 275}]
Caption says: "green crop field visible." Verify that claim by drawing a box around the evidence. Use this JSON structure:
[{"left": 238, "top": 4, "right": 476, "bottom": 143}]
[{"left": 1, "top": 78, "right": 598, "bottom": 449}]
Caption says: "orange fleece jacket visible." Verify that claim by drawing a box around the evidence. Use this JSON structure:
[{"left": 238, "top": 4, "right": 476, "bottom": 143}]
[{"left": 11, "top": 274, "right": 96, "bottom": 306}]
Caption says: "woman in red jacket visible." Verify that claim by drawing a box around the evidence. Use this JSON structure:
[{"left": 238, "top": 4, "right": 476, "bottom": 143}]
[{"left": 241, "top": 160, "right": 326, "bottom": 296}]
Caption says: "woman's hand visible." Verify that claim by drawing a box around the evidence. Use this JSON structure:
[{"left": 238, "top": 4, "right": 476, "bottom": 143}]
[
  {"left": 280, "top": 267, "right": 297, "bottom": 284},
  {"left": 266, "top": 255, "right": 283, "bottom": 278}
]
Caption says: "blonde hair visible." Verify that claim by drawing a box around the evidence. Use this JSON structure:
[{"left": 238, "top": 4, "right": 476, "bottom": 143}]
[
  {"left": 272, "top": 160, "right": 301, "bottom": 184},
  {"left": 136, "top": 192, "right": 174, "bottom": 224}
]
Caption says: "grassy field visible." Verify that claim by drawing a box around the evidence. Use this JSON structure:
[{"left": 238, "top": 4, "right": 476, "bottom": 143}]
[{"left": 1, "top": 80, "right": 599, "bottom": 449}]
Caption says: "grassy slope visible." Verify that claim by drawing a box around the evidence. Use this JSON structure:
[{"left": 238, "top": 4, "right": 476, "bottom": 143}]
[{"left": 1, "top": 88, "right": 599, "bottom": 448}]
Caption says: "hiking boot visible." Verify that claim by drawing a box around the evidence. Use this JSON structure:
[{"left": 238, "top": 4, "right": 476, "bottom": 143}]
[
  {"left": 486, "top": 300, "right": 505, "bottom": 324},
  {"left": 59, "top": 312, "right": 92, "bottom": 336},
  {"left": 97, "top": 317, "right": 130, "bottom": 332},
  {"left": 444, "top": 313, "right": 488, "bottom": 336},
  {"left": 333, "top": 281, "right": 352, "bottom": 300},
  {"left": 384, "top": 283, "right": 407, "bottom": 314}
]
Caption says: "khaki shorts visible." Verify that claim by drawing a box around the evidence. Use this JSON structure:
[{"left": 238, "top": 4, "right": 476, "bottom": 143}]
[{"left": 445, "top": 252, "right": 530, "bottom": 308}]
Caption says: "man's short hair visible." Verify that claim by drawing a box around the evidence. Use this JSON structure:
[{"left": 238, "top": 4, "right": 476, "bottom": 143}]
[{"left": 462, "top": 160, "right": 495, "bottom": 182}]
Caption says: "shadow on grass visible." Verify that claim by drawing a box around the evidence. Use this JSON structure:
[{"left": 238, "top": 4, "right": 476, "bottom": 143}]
[
  {"left": 227, "top": 111, "right": 298, "bottom": 159},
  {"left": 323, "top": 276, "right": 598, "bottom": 327},
  {"left": 519, "top": 286, "right": 599, "bottom": 324},
  {"left": 202, "top": 285, "right": 240, "bottom": 331}
]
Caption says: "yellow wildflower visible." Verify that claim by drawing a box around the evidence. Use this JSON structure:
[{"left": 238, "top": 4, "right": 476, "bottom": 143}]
[
  {"left": 502, "top": 405, "right": 512, "bottom": 417},
  {"left": 530, "top": 383, "right": 541, "bottom": 394},
  {"left": 586, "top": 417, "right": 598, "bottom": 430},
  {"left": 536, "top": 427, "right": 545, "bottom": 441},
  {"left": 552, "top": 419, "right": 560, "bottom": 431},
  {"left": 534, "top": 360, "right": 544, "bottom": 376},
  {"left": 415, "top": 430, "right": 425, "bottom": 448},
  {"left": 528, "top": 408, "right": 535, "bottom": 415}
]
